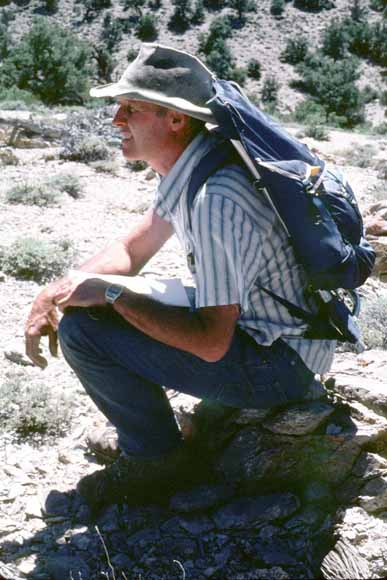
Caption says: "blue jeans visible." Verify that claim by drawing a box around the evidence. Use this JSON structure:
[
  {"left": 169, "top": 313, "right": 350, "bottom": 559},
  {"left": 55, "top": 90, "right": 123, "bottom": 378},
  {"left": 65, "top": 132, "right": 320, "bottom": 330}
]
[{"left": 59, "top": 306, "right": 314, "bottom": 458}]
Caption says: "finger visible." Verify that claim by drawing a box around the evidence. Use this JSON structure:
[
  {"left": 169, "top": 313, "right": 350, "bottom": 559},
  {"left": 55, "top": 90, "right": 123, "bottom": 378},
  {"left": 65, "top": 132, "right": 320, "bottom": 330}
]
[
  {"left": 48, "top": 329, "right": 58, "bottom": 358},
  {"left": 25, "top": 335, "right": 48, "bottom": 369}
]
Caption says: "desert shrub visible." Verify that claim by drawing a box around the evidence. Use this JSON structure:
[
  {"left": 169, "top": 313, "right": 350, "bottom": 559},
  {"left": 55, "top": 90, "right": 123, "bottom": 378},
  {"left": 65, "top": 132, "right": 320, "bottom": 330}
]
[
  {"left": 91, "top": 160, "right": 119, "bottom": 174},
  {"left": 199, "top": 15, "right": 232, "bottom": 55},
  {"left": 348, "top": 20, "right": 387, "bottom": 66},
  {"left": 281, "top": 36, "right": 309, "bottom": 64},
  {"left": 122, "top": 0, "right": 146, "bottom": 14},
  {"left": 0, "top": 149, "right": 19, "bottom": 166},
  {"left": 191, "top": 0, "right": 205, "bottom": 23},
  {"left": 0, "top": 17, "right": 94, "bottom": 105},
  {"left": 0, "top": 21, "right": 9, "bottom": 58},
  {"left": 294, "top": 0, "right": 334, "bottom": 10},
  {"left": 369, "top": 0, "right": 386, "bottom": 11},
  {"left": 93, "top": 45, "right": 115, "bottom": 83},
  {"left": 341, "top": 144, "right": 377, "bottom": 168},
  {"left": 304, "top": 125, "right": 329, "bottom": 140},
  {"left": 293, "top": 99, "right": 328, "bottom": 124},
  {"left": 0, "top": 87, "right": 41, "bottom": 109},
  {"left": 369, "top": 182, "right": 387, "bottom": 201},
  {"left": 322, "top": 21, "right": 350, "bottom": 59},
  {"left": 60, "top": 136, "right": 113, "bottom": 163},
  {"left": 127, "top": 159, "right": 148, "bottom": 171},
  {"left": 261, "top": 76, "right": 280, "bottom": 104},
  {"left": 148, "top": 0, "right": 162, "bottom": 8},
  {"left": 169, "top": 0, "right": 192, "bottom": 31},
  {"left": 229, "top": 0, "right": 255, "bottom": 19},
  {"left": 44, "top": 0, "right": 58, "bottom": 11},
  {"left": 295, "top": 53, "right": 364, "bottom": 126},
  {"left": 6, "top": 182, "right": 61, "bottom": 207},
  {"left": 47, "top": 174, "right": 83, "bottom": 199},
  {"left": 137, "top": 13, "right": 158, "bottom": 40},
  {"left": 127, "top": 47, "right": 138, "bottom": 62},
  {"left": 373, "top": 122, "right": 387, "bottom": 136},
  {"left": 358, "top": 293, "right": 387, "bottom": 350},
  {"left": 247, "top": 59, "right": 262, "bottom": 80},
  {"left": 270, "top": 0, "right": 285, "bottom": 16},
  {"left": 84, "top": 0, "right": 111, "bottom": 18},
  {"left": 0, "top": 237, "right": 75, "bottom": 283},
  {"left": 0, "top": 375, "right": 72, "bottom": 439},
  {"left": 204, "top": 40, "right": 246, "bottom": 84},
  {"left": 204, "top": 0, "right": 223, "bottom": 9},
  {"left": 101, "top": 12, "right": 124, "bottom": 49},
  {"left": 362, "top": 84, "right": 378, "bottom": 103}
]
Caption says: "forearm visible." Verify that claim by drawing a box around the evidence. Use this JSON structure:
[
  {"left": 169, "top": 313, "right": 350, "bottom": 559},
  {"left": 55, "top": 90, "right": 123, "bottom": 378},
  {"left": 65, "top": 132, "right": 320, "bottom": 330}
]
[
  {"left": 113, "top": 290, "right": 237, "bottom": 362},
  {"left": 77, "top": 239, "right": 135, "bottom": 276}
]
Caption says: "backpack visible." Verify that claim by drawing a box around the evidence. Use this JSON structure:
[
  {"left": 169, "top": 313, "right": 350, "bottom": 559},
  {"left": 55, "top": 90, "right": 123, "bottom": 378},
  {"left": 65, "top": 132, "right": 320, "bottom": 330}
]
[{"left": 186, "top": 80, "right": 376, "bottom": 344}]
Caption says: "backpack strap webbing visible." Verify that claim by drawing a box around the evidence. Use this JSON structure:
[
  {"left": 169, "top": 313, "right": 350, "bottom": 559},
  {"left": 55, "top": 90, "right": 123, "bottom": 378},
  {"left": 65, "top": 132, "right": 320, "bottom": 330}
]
[{"left": 186, "top": 141, "right": 240, "bottom": 231}]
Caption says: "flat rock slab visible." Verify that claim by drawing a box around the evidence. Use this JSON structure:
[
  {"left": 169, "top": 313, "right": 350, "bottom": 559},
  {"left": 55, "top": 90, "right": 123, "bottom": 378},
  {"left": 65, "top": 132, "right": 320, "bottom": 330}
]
[
  {"left": 170, "top": 484, "right": 235, "bottom": 513},
  {"left": 213, "top": 493, "right": 300, "bottom": 529},
  {"left": 263, "top": 402, "right": 335, "bottom": 435},
  {"left": 359, "top": 475, "right": 387, "bottom": 512}
]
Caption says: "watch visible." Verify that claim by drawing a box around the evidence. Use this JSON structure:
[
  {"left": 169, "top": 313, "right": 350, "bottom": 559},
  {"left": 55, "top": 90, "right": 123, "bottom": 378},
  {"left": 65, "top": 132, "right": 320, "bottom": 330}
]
[{"left": 105, "top": 284, "right": 124, "bottom": 305}]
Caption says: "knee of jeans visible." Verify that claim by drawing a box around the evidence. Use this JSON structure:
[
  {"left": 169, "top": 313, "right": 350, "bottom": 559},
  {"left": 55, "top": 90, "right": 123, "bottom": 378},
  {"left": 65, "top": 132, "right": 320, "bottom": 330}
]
[{"left": 58, "top": 308, "right": 88, "bottom": 351}]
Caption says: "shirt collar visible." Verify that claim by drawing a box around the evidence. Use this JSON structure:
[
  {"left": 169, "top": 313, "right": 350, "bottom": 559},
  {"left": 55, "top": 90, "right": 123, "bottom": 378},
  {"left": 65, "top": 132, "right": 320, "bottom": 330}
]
[{"left": 158, "top": 130, "right": 216, "bottom": 199}]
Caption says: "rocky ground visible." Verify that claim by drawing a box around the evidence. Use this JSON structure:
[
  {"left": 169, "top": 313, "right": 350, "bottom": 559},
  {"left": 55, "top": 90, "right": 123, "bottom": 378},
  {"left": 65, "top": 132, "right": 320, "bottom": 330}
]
[{"left": 0, "top": 108, "right": 387, "bottom": 579}]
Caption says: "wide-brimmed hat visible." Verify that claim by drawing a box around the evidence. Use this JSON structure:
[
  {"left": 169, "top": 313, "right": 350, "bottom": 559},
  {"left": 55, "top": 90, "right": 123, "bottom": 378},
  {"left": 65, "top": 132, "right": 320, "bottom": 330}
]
[{"left": 90, "top": 43, "right": 217, "bottom": 124}]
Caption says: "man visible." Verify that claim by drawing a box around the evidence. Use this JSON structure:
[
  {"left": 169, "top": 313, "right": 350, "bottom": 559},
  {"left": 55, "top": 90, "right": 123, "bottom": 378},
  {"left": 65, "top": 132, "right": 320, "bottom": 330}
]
[{"left": 25, "top": 44, "right": 335, "bottom": 507}]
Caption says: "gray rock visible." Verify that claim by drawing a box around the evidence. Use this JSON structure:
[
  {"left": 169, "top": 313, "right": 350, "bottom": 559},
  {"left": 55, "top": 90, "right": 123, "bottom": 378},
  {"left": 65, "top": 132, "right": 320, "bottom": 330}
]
[
  {"left": 170, "top": 484, "right": 235, "bottom": 512},
  {"left": 352, "top": 451, "right": 387, "bottom": 479},
  {"left": 263, "top": 402, "right": 335, "bottom": 436},
  {"left": 43, "top": 490, "right": 71, "bottom": 518},
  {"left": 303, "top": 481, "right": 333, "bottom": 504},
  {"left": 213, "top": 493, "right": 300, "bottom": 529},
  {"left": 359, "top": 475, "right": 387, "bottom": 512},
  {"left": 0, "top": 561, "right": 26, "bottom": 580},
  {"left": 178, "top": 515, "right": 215, "bottom": 535},
  {"left": 45, "top": 556, "right": 90, "bottom": 580},
  {"left": 321, "top": 539, "right": 371, "bottom": 580},
  {"left": 97, "top": 504, "right": 120, "bottom": 532},
  {"left": 217, "top": 426, "right": 361, "bottom": 487}
]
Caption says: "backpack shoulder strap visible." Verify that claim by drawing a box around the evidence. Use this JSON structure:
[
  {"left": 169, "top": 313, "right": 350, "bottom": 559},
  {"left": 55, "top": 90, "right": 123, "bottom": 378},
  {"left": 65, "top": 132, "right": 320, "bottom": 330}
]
[{"left": 186, "top": 141, "right": 239, "bottom": 231}]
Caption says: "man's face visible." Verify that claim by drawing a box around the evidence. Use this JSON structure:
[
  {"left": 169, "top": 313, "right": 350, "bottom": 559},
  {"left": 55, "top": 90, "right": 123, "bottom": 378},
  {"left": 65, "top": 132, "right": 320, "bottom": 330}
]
[{"left": 112, "top": 99, "right": 171, "bottom": 166}]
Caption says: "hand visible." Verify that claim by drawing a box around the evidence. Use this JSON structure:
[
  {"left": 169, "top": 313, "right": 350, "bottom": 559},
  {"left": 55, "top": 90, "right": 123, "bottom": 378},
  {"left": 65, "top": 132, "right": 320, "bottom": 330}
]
[
  {"left": 54, "top": 277, "right": 109, "bottom": 311},
  {"left": 25, "top": 291, "right": 59, "bottom": 369}
]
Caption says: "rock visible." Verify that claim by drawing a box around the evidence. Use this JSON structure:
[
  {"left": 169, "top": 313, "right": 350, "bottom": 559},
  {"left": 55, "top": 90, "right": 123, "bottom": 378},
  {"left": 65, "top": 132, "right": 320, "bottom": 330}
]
[
  {"left": 0, "top": 561, "right": 26, "bottom": 580},
  {"left": 178, "top": 514, "right": 215, "bottom": 535},
  {"left": 370, "top": 236, "right": 387, "bottom": 276},
  {"left": 43, "top": 490, "right": 71, "bottom": 518},
  {"left": 364, "top": 213, "right": 387, "bottom": 236},
  {"left": 352, "top": 451, "right": 387, "bottom": 479},
  {"left": 170, "top": 484, "right": 235, "bottom": 513},
  {"left": 331, "top": 370, "right": 387, "bottom": 417},
  {"left": 212, "top": 493, "right": 300, "bottom": 529},
  {"left": 263, "top": 401, "right": 335, "bottom": 435},
  {"left": 232, "top": 408, "right": 270, "bottom": 424},
  {"left": 321, "top": 538, "right": 371, "bottom": 579},
  {"left": 45, "top": 556, "right": 90, "bottom": 580},
  {"left": 359, "top": 475, "right": 387, "bottom": 512}
]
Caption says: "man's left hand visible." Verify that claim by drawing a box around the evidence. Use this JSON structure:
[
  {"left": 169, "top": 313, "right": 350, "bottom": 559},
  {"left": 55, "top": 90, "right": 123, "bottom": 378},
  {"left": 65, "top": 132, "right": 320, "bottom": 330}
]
[{"left": 55, "top": 277, "right": 109, "bottom": 311}]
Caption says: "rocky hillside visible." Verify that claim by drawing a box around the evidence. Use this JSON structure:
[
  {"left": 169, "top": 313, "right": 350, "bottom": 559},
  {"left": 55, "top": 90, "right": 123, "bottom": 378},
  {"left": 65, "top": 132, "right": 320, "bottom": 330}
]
[{"left": 0, "top": 0, "right": 386, "bottom": 124}]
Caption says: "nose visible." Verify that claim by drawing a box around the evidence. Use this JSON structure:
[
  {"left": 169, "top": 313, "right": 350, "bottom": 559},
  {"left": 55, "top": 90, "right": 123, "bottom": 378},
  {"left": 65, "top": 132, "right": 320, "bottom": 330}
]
[{"left": 112, "top": 105, "right": 127, "bottom": 127}]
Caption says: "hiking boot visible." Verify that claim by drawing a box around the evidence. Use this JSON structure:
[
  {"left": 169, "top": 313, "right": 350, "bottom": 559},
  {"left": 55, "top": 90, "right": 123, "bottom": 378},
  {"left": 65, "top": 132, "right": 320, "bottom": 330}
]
[
  {"left": 85, "top": 425, "right": 121, "bottom": 464},
  {"left": 77, "top": 444, "right": 191, "bottom": 508}
]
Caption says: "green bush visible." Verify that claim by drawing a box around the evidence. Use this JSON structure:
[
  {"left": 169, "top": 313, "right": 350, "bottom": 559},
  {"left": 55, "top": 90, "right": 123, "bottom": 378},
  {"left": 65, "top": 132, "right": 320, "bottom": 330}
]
[
  {"left": 304, "top": 125, "right": 329, "bottom": 140},
  {"left": 60, "top": 136, "right": 113, "bottom": 163},
  {"left": 47, "top": 174, "right": 83, "bottom": 199},
  {"left": 341, "top": 144, "right": 377, "bottom": 168},
  {"left": 127, "top": 159, "right": 148, "bottom": 171},
  {"left": 6, "top": 182, "right": 62, "bottom": 207},
  {"left": 0, "top": 86, "right": 42, "bottom": 110},
  {"left": 270, "top": 0, "right": 285, "bottom": 16},
  {"left": 122, "top": 0, "right": 146, "bottom": 14},
  {"left": 137, "top": 13, "right": 158, "bottom": 40},
  {"left": 0, "top": 375, "right": 72, "bottom": 439},
  {"left": 84, "top": 0, "right": 111, "bottom": 18},
  {"left": 0, "top": 17, "right": 94, "bottom": 105},
  {"left": 295, "top": 53, "right": 364, "bottom": 126},
  {"left": 191, "top": 0, "right": 205, "bottom": 23},
  {"left": 0, "top": 237, "right": 75, "bottom": 283},
  {"left": 293, "top": 99, "right": 328, "bottom": 124},
  {"left": 199, "top": 16, "right": 232, "bottom": 55},
  {"left": 281, "top": 36, "right": 309, "bottom": 64},
  {"left": 204, "top": 40, "right": 246, "bottom": 84},
  {"left": 101, "top": 12, "right": 124, "bottom": 50},
  {"left": 169, "top": 0, "right": 192, "bottom": 31},
  {"left": 322, "top": 21, "right": 350, "bottom": 59},
  {"left": 91, "top": 159, "right": 119, "bottom": 174},
  {"left": 358, "top": 293, "right": 387, "bottom": 350},
  {"left": 247, "top": 59, "right": 262, "bottom": 80},
  {"left": 261, "top": 76, "right": 280, "bottom": 104},
  {"left": 229, "top": 0, "right": 255, "bottom": 19},
  {"left": 294, "top": 0, "right": 334, "bottom": 10},
  {"left": 0, "top": 149, "right": 18, "bottom": 166}
]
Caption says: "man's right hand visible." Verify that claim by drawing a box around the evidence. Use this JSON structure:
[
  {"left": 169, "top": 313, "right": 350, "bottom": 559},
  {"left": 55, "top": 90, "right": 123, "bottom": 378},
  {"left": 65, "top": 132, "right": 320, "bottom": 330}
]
[{"left": 25, "top": 290, "right": 60, "bottom": 369}]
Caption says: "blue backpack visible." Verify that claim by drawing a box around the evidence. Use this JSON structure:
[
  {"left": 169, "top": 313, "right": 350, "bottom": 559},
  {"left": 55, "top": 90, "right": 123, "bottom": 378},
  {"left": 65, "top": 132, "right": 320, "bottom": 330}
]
[{"left": 187, "top": 80, "right": 376, "bottom": 344}]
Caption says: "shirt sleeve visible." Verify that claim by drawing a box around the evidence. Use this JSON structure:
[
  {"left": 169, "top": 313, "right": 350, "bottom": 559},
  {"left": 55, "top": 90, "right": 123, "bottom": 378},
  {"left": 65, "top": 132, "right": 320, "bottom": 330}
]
[{"left": 191, "top": 191, "right": 264, "bottom": 312}]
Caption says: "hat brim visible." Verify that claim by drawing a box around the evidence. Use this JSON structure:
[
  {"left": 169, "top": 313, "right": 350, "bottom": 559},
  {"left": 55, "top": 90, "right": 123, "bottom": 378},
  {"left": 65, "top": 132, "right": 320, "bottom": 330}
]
[{"left": 90, "top": 83, "right": 216, "bottom": 124}]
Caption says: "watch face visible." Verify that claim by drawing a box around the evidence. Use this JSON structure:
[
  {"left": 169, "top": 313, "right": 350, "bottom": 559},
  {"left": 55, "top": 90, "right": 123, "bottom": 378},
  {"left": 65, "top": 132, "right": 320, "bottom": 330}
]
[{"left": 105, "top": 284, "right": 124, "bottom": 304}]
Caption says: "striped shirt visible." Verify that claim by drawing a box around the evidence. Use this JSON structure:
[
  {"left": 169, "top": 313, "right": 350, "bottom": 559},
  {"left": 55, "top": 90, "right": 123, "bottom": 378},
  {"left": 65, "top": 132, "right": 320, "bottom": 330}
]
[{"left": 153, "top": 131, "right": 336, "bottom": 375}]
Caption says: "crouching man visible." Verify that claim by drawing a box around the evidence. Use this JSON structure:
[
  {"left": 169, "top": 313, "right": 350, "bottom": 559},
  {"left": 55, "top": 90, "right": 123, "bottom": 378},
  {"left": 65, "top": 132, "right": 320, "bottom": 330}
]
[{"left": 25, "top": 44, "right": 335, "bottom": 508}]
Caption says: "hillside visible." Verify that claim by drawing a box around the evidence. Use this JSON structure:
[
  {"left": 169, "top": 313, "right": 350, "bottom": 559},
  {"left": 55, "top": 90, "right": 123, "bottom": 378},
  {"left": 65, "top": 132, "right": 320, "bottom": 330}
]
[{"left": 0, "top": 0, "right": 386, "bottom": 125}]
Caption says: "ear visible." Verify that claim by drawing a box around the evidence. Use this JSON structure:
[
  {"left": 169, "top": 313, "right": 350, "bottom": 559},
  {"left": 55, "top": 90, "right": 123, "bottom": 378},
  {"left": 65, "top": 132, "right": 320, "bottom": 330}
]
[{"left": 167, "top": 110, "right": 189, "bottom": 133}]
